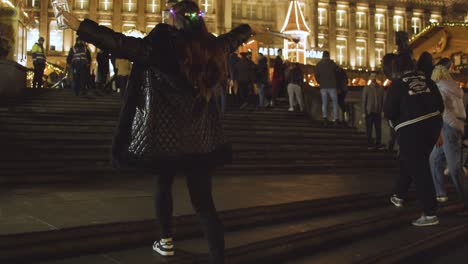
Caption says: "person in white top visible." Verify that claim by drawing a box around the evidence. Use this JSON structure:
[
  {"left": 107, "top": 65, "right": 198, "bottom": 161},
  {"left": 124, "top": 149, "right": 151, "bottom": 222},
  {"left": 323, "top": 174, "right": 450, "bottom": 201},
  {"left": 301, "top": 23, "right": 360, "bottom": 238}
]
[{"left": 429, "top": 64, "right": 468, "bottom": 213}]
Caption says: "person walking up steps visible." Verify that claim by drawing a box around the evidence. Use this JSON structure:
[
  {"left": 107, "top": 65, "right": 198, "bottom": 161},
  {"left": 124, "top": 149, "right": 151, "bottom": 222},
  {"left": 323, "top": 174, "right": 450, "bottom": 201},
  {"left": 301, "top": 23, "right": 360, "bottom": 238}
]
[
  {"left": 314, "top": 50, "right": 339, "bottom": 127},
  {"left": 61, "top": 1, "right": 259, "bottom": 262},
  {"left": 31, "top": 37, "right": 46, "bottom": 89},
  {"left": 384, "top": 53, "right": 444, "bottom": 227}
]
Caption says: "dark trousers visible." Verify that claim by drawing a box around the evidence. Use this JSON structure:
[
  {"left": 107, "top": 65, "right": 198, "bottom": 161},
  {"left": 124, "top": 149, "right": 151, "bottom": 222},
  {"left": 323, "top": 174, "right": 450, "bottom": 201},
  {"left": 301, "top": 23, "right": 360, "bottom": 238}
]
[
  {"left": 33, "top": 63, "right": 45, "bottom": 89},
  {"left": 155, "top": 166, "right": 224, "bottom": 264},
  {"left": 366, "top": 113, "right": 382, "bottom": 145},
  {"left": 238, "top": 81, "right": 252, "bottom": 106},
  {"left": 72, "top": 63, "right": 89, "bottom": 96},
  {"left": 395, "top": 116, "right": 442, "bottom": 216},
  {"left": 338, "top": 91, "right": 348, "bottom": 114}
]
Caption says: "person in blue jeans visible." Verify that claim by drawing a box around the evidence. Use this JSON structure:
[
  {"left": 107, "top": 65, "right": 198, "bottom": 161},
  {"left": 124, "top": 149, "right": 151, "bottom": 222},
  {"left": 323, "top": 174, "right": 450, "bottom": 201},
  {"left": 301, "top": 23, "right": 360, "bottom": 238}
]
[
  {"left": 429, "top": 65, "right": 468, "bottom": 213},
  {"left": 314, "top": 51, "right": 339, "bottom": 126}
]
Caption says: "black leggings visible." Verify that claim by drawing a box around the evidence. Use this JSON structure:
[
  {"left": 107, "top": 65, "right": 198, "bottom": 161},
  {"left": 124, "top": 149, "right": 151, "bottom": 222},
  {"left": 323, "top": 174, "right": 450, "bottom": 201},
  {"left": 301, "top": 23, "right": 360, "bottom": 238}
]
[
  {"left": 154, "top": 166, "right": 224, "bottom": 263},
  {"left": 395, "top": 116, "right": 442, "bottom": 216}
]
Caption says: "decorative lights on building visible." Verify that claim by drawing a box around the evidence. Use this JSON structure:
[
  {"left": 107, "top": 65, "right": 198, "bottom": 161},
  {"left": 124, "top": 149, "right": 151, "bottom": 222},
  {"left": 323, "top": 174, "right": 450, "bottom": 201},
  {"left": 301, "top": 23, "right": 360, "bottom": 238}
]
[
  {"left": 357, "top": 47, "right": 364, "bottom": 66},
  {"left": 337, "top": 45, "right": 345, "bottom": 65},
  {"left": 412, "top": 17, "right": 420, "bottom": 34}
]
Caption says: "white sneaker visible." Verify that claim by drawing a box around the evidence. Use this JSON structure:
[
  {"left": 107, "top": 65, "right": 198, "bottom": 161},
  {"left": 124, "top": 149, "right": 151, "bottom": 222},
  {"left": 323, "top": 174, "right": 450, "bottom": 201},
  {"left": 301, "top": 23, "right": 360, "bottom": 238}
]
[
  {"left": 412, "top": 215, "right": 439, "bottom": 226},
  {"left": 390, "top": 194, "right": 404, "bottom": 207},
  {"left": 436, "top": 196, "right": 448, "bottom": 203},
  {"left": 153, "top": 238, "right": 174, "bottom": 256},
  {"left": 288, "top": 107, "right": 294, "bottom": 112}
]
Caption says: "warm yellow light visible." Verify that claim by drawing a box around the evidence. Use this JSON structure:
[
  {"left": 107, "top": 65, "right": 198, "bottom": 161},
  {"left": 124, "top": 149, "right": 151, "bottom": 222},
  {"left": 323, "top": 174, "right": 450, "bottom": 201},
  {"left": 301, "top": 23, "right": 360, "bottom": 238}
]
[{"left": 2, "top": 0, "right": 15, "bottom": 8}]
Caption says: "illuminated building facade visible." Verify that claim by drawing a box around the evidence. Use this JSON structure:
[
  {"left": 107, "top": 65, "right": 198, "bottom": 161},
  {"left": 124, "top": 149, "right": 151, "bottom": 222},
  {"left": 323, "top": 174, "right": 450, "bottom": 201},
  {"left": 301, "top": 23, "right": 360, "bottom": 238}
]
[{"left": 23, "top": 0, "right": 467, "bottom": 69}]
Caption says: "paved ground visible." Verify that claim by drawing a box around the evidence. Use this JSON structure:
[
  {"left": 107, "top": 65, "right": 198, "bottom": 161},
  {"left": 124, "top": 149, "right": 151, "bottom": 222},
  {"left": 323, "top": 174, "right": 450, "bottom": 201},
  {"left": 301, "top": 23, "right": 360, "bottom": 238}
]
[{"left": 0, "top": 172, "right": 395, "bottom": 235}]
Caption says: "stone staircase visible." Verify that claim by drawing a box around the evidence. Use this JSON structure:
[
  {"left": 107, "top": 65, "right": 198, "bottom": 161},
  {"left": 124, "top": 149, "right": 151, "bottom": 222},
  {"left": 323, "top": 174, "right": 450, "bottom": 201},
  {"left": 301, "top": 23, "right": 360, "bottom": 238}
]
[{"left": 0, "top": 88, "right": 398, "bottom": 183}]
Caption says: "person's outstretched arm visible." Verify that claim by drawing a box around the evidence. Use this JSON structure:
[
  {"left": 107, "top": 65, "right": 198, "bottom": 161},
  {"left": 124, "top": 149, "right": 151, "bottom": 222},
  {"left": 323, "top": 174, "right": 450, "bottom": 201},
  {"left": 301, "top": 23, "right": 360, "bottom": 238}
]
[
  {"left": 217, "top": 24, "right": 256, "bottom": 53},
  {"left": 62, "top": 11, "right": 152, "bottom": 64}
]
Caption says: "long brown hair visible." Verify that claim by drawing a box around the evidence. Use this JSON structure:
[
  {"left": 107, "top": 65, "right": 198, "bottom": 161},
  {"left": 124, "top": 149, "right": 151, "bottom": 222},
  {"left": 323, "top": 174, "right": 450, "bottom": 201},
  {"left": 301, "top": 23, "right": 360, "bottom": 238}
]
[{"left": 172, "top": 1, "right": 227, "bottom": 100}]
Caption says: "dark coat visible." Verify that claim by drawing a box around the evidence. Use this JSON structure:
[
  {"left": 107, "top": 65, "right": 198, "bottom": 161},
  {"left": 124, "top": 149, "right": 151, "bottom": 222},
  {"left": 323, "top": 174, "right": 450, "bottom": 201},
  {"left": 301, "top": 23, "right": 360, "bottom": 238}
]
[
  {"left": 314, "top": 58, "right": 339, "bottom": 89},
  {"left": 77, "top": 19, "right": 252, "bottom": 171}
]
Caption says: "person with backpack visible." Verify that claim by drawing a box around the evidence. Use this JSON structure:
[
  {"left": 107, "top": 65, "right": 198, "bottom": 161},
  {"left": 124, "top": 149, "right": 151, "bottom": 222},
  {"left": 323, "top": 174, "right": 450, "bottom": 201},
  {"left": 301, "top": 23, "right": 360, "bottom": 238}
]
[{"left": 67, "top": 38, "right": 91, "bottom": 96}]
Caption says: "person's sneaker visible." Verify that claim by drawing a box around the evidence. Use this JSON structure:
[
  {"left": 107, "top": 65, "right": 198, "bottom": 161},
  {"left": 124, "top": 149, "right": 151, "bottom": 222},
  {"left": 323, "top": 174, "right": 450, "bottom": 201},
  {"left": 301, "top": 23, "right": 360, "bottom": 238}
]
[
  {"left": 444, "top": 168, "right": 449, "bottom": 176},
  {"left": 412, "top": 215, "right": 439, "bottom": 226},
  {"left": 288, "top": 107, "right": 294, "bottom": 112},
  {"left": 436, "top": 196, "right": 448, "bottom": 203},
  {"left": 153, "top": 238, "right": 174, "bottom": 256},
  {"left": 390, "top": 194, "right": 404, "bottom": 207},
  {"left": 375, "top": 144, "right": 386, "bottom": 150}
]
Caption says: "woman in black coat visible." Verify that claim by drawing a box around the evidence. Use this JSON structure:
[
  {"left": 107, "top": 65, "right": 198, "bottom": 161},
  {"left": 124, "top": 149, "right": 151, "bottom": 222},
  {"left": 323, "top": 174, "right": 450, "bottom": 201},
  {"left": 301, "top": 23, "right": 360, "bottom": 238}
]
[{"left": 62, "top": 2, "right": 256, "bottom": 263}]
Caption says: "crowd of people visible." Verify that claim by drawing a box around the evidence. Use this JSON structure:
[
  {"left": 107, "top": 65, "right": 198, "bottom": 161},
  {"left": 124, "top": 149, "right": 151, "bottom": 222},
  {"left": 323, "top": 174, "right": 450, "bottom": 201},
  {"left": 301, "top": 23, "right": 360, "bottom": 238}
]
[
  {"left": 53, "top": 1, "right": 468, "bottom": 263},
  {"left": 30, "top": 35, "right": 131, "bottom": 97}
]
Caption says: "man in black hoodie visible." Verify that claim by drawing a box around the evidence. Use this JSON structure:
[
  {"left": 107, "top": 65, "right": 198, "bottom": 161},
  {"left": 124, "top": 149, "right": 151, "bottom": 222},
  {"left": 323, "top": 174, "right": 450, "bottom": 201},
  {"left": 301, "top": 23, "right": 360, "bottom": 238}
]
[{"left": 384, "top": 53, "right": 444, "bottom": 227}]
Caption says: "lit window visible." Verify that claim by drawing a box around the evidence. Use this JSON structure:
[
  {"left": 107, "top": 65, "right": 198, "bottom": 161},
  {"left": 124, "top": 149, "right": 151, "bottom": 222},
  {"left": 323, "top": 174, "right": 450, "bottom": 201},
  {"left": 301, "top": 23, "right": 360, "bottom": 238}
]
[
  {"left": 337, "top": 10, "right": 347, "bottom": 27},
  {"left": 412, "top": 17, "right": 421, "bottom": 34},
  {"left": 263, "top": 6, "right": 272, "bottom": 20},
  {"left": 336, "top": 38, "right": 347, "bottom": 65},
  {"left": 123, "top": 0, "right": 137, "bottom": 12},
  {"left": 375, "top": 14, "right": 385, "bottom": 31},
  {"left": 247, "top": 4, "right": 255, "bottom": 19},
  {"left": 98, "top": 0, "right": 113, "bottom": 11},
  {"left": 429, "top": 18, "right": 439, "bottom": 24},
  {"left": 49, "top": 21, "right": 64, "bottom": 52},
  {"left": 27, "top": 28, "right": 39, "bottom": 52},
  {"left": 122, "top": 24, "right": 136, "bottom": 32},
  {"left": 74, "top": 0, "right": 89, "bottom": 10},
  {"left": 394, "top": 15, "right": 402, "bottom": 32},
  {"left": 375, "top": 41, "right": 385, "bottom": 66},
  {"left": 356, "top": 12, "right": 366, "bottom": 29},
  {"left": 200, "top": 0, "right": 213, "bottom": 13},
  {"left": 26, "top": 0, "right": 40, "bottom": 8},
  {"left": 233, "top": 3, "right": 242, "bottom": 18},
  {"left": 146, "top": 0, "right": 159, "bottom": 13},
  {"left": 318, "top": 8, "right": 327, "bottom": 26},
  {"left": 356, "top": 39, "right": 366, "bottom": 67}
]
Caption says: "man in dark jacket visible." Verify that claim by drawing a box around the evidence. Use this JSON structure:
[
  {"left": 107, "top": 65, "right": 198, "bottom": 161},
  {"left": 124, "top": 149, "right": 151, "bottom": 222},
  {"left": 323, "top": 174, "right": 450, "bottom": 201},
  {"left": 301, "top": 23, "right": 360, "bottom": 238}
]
[
  {"left": 96, "top": 49, "right": 111, "bottom": 93},
  {"left": 67, "top": 38, "right": 91, "bottom": 96},
  {"left": 236, "top": 52, "right": 256, "bottom": 109},
  {"left": 256, "top": 53, "right": 269, "bottom": 109},
  {"left": 384, "top": 53, "right": 444, "bottom": 227},
  {"left": 314, "top": 50, "right": 339, "bottom": 126}
]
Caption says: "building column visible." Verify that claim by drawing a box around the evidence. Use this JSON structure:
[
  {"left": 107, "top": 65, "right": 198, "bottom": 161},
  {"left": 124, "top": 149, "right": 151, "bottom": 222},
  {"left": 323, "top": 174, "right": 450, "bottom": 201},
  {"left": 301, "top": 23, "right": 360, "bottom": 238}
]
[
  {"left": 328, "top": 0, "right": 337, "bottom": 60},
  {"left": 348, "top": 2, "right": 356, "bottom": 68},
  {"left": 368, "top": 5, "right": 376, "bottom": 70},
  {"left": 215, "top": 0, "right": 224, "bottom": 34},
  {"left": 386, "top": 6, "right": 395, "bottom": 53},
  {"left": 405, "top": 8, "right": 412, "bottom": 36},
  {"left": 224, "top": 0, "right": 232, "bottom": 33},
  {"left": 113, "top": 0, "right": 122, "bottom": 31},
  {"left": 39, "top": 0, "right": 48, "bottom": 46},
  {"left": 137, "top": 0, "right": 146, "bottom": 32},
  {"left": 89, "top": 0, "right": 98, "bottom": 20},
  {"left": 422, "top": 10, "right": 431, "bottom": 28},
  {"left": 309, "top": 0, "right": 318, "bottom": 49}
]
